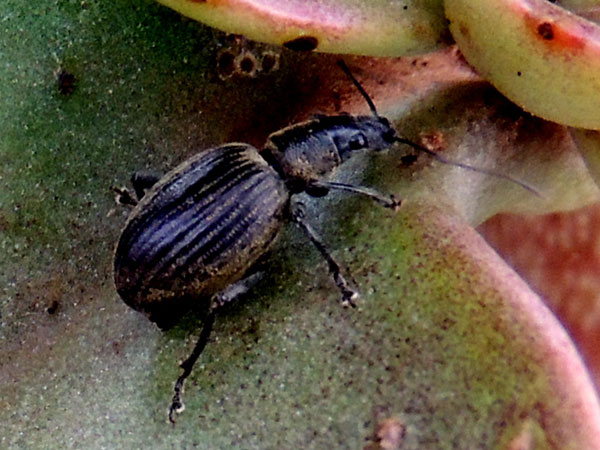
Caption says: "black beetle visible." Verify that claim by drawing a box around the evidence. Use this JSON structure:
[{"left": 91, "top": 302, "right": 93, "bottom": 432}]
[{"left": 113, "top": 61, "right": 536, "bottom": 422}]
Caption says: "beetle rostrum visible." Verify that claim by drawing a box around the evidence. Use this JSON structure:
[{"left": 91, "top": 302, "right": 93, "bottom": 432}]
[{"left": 113, "top": 61, "right": 536, "bottom": 423}]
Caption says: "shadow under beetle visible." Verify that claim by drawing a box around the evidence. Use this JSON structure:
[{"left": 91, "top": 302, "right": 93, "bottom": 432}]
[{"left": 113, "top": 61, "right": 537, "bottom": 423}]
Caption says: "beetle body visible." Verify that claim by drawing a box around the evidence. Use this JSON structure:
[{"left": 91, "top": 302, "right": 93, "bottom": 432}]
[
  {"left": 113, "top": 61, "right": 536, "bottom": 422},
  {"left": 114, "top": 114, "right": 397, "bottom": 329},
  {"left": 114, "top": 143, "right": 289, "bottom": 328}
]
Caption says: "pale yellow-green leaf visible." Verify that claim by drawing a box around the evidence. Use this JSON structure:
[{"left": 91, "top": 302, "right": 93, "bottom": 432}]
[
  {"left": 156, "top": 0, "right": 448, "bottom": 56},
  {"left": 446, "top": 0, "right": 600, "bottom": 130}
]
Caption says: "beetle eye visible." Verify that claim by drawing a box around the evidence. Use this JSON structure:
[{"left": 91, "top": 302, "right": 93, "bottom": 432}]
[
  {"left": 348, "top": 133, "right": 367, "bottom": 150},
  {"left": 382, "top": 128, "right": 396, "bottom": 143}
]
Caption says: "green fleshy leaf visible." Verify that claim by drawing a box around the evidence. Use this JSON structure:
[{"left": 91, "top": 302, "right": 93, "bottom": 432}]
[{"left": 1, "top": 1, "right": 600, "bottom": 449}]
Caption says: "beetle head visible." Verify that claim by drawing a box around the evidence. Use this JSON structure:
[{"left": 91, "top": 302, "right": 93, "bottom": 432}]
[{"left": 336, "top": 115, "right": 397, "bottom": 160}]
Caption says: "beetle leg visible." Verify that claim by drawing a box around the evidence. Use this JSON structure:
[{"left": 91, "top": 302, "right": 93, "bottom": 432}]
[
  {"left": 290, "top": 201, "right": 358, "bottom": 308},
  {"left": 212, "top": 271, "right": 264, "bottom": 309},
  {"left": 131, "top": 171, "right": 162, "bottom": 200},
  {"left": 168, "top": 272, "right": 263, "bottom": 424},
  {"left": 111, "top": 186, "right": 138, "bottom": 207},
  {"left": 169, "top": 310, "right": 215, "bottom": 424},
  {"left": 112, "top": 171, "right": 163, "bottom": 207},
  {"left": 308, "top": 180, "right": 401, "bottom": 211}
]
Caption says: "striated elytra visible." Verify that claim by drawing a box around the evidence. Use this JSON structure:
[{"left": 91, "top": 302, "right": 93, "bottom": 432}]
[
  {"left": 113, "top": 61, "right": 536, "bottom": 423},
  {"left": 114, "top": 143, "right": 290, "bottom": 329}
]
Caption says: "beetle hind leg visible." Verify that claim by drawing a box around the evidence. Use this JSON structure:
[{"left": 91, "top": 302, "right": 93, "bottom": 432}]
[
  {"left": 169, "top": 311, "right": 215, "bottom": 424},
  {"left": 168, "top": 272, "right": 264, "bottom": 424}
]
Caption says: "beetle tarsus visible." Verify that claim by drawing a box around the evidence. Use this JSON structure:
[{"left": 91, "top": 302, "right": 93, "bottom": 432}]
[
  {"left": 168, "top": 383, "right": 185, "bottom": 424},
  {"left": 336, "top": 274, "right": 359, "bottom": 308},
  {"left": 386, "top": 194, "right": 402, "bottom": 211},
  {"left": 112, "top": 186, "right": 138, "bottom": 207}
]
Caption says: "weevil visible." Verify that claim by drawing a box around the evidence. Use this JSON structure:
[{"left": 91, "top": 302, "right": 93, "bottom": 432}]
[{"left": 113, "top": 61, "right": 537, "bottom": 423}]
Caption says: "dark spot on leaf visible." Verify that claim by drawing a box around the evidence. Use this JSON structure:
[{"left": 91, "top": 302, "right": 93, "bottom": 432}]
[
  {"left": 47, "top": 300, "right": 60, "bottom": 315},
  {"left": 537, "top": 22, "right": 554, "bottom": 40},
  {"left": 331, "top": 90, "right": 342, "bottom": 112},
  {"left": 283, "top": 36, "right": 318, "bottom": 51},
  {"left": 238, "top": 55, "right": 255, "bottom": 74},
  {"left": 217, "top": 50, "right": 236, "bottom": 78},
  {"left": 57, "top": 69, "right": 76, "bottom": 95},
  {"left": 260, "top": 52, "right": 279, "bottom": 74},
  {"left": 400, "top": 154, "right": 418, "bottom": 166}
]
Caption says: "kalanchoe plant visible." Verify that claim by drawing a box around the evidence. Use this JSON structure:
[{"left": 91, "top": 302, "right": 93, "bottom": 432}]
[{"left": 1, "top": 0, "right": 600, "bottom": 448}]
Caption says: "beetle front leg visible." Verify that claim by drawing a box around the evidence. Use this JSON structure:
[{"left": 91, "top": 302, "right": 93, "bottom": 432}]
[
  {"left": 111, "top": 171, "right": 163, "bottom": 207},
  {"left": 308, "top": 180, "right": 401, "bottom": 210},
  {"left": 112, "top": 186, "right": 138, "bottom": 206},
  {"left": 290, "top": 201, "right": 358, "bottom": 308}
]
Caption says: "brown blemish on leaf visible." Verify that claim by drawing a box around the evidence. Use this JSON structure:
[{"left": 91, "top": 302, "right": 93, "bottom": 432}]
[
  {"left": 260, "top": 51, "right": 279, "bottom": 74},
  {"left": 366, "top": 416, "right": 407, "bottom": 450},
  {"left": 236, "top": 51, "right": 258, "bottom": 76},
  {"left": 46, "top": 300, "right": 60, "bottom": 315},
  {"left": 217, "top": 50, "right": 236, "bottom": 79},
  {"left": 458, "top": 23, "right": 470, "bottom": 41},
  {"left": 419, "top": 131, "right": 447, "bottom": 153},
  {"left": 537, "top": 22, "right": 554, "bottom": 40},
  {"left": 19, "top": 274, "right": 66, "bottom": 317},
  {"left": 216, "top": 36, "right": 280, "bottom": 80},
  {"left": 524, "top": 13, "right": 585, "bottom": 50}
]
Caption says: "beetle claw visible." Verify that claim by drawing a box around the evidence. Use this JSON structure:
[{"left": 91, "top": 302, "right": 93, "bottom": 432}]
[
  {"left": 386, "top": 194, "right": 402, "bottom": 211},
  {"left": 341, "top": 289, "right": 359, "bottom": 308},
  {"left": 112, "top": 186, "right": 138, "bottom": 207},
  {"left": 168, "top": 398, "right": 184, "bottom": 424}
]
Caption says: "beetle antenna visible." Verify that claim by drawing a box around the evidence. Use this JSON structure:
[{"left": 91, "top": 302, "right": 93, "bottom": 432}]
[
  {"left": 395, "top": 137, "right": 542, "bottom": 197},
  {"left": 337, "top": 60, "right": 379, "bottom": 117}
]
